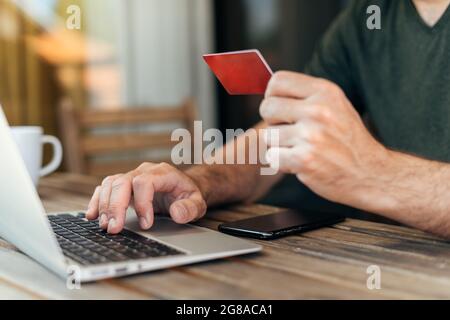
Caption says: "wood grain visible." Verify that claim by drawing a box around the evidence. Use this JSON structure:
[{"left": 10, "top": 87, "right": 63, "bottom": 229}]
[
  {"left": 80, "top": 107, "right": 187, "bottom": 128},
  {"left": 82, "top": 133, "right": 174, "bottom": 155},
  {"left": 86, "top": 159, "right": 171, "bottom": 178},
  {"left": 1, "top": 174, "right": 449, "bottom": 299}
]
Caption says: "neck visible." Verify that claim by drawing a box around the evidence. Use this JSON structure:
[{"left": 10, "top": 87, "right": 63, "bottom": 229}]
[{"left": 412, "top": 0, "right": 450, "bottom": 26}]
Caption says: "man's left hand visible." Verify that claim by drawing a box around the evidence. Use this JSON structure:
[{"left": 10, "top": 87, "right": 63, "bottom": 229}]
[{"left": 261, "top": 71, "right": 391, "bottom": 208}]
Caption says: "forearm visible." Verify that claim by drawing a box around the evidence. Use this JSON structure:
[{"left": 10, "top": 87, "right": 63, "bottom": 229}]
[
  {"left": 351, "top": 150, "right": 450, "bottom": 237},
  {"left": 184, "top": 122, "right": 283, "bottom": 207}
]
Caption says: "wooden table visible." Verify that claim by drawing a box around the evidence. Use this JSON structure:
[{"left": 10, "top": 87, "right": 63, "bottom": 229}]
[{"left": 1, "top": 173, "right": 450, "bottom": 299}]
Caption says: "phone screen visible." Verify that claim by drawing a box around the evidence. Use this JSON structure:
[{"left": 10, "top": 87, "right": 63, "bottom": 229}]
[{"left": 218, "top": 210, "right": 345, "bottom": 240}]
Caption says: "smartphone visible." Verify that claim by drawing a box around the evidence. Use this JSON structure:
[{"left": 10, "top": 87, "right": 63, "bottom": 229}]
[{"left": 218, "top": 210, "right": 345, "bottom": 240}]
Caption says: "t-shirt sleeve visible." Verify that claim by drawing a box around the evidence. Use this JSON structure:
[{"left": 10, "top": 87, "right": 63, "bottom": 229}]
[{"left": 304, "top": 0, "right": 365, "bottom": 114}]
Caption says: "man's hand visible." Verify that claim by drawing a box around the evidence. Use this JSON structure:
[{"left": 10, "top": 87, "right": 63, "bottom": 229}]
[
  {"left": 261, "top": 71, "right": 391, "bottom": 209},
  {"left": 86, "top": 162, "right": 207, "bottom": 234}
]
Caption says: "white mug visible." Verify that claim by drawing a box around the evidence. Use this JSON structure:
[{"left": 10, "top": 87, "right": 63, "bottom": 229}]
[{"left": 10, "top": 126, "right": 63, "bottom": 186}]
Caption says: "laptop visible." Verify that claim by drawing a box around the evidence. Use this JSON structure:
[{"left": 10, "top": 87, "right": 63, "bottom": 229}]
[{"left": 0, "top": 106, "right": 261, "bottom": 282}]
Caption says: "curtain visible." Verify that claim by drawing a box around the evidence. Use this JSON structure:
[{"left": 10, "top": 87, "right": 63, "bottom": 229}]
[
  {"left": 84, "top": 0, "right": 217, "bottom": 129},
  {"left": 0, "top": 0, "right": 60, "bottom": 135}
]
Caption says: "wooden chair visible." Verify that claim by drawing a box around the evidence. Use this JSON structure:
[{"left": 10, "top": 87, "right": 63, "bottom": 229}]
[{"left": 58, "top": 99, "right": 197, "bottom": 177}]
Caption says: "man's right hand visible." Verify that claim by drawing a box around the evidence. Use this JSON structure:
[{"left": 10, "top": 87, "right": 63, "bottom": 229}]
[{"left": 85, "top": 162, "right": 207, "bottom": 234}]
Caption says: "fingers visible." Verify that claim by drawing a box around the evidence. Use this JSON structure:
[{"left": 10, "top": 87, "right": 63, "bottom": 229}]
[
  {"left": 169, "top": 195, "right": 207, "bottom": 224},
  {"left": 133, "top": 163, "right": 206, "bottom": 225},
  {"left": 106, "top": 174, "right": 134, "bottom": 234},
  {"left": 86, "top": 162, "right": 207, "bottom": 234},
  {"left": 260, "top": 96, "right": 333, "bottom": 125},
  {"left": 265, "top": 71, "right": 327, "bottom": 99},
  {"left": 266, "top": 144, "right": 313, "bottom": 175},
  {"left": 264, "top": 122, "right": 323, "bottom": 148},
  {"left": 260, "top": 97, "right": 316, "bottom": 125},
  {"left": 132, "top": 174, "right": 156, "bottom": 230},
  {"left": 86, "top": 186, "right": 101, "bottom": 220},
  {"left": 132, "top": 164, "right": 189, "bottom": 227},
  {"left": 97, "top": 174, "right": 123, "bottom": 230}
]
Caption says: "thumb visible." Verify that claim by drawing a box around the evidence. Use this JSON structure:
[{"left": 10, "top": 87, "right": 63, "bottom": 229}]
[{"left": 169, "top": 195, "right": 207, "bottom": 224}]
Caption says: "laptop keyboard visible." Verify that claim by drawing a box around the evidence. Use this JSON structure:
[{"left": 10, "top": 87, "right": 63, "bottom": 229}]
[{"left": 48, "top": 213, "right": 185, "bottom": 265}]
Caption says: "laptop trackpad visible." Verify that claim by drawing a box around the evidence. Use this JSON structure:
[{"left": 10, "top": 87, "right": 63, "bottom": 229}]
[
  {"left": 123, "top": 209, "right": 256, "bottom": 255},
  {"left": 124, "top": 210, "right": 206, "bottom": 237}
]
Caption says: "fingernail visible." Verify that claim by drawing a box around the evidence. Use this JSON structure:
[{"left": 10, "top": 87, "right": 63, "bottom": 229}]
[
  {"left": 107, "top": 218, "right": 117, "bottom": 233},
  {"left": 139, "top": 217, "right": 149, "bottom": 229},
  {"left": 175, "top": 205, "right": 187, "bottom": 221},
  {"left": 99, "top": 214, "right": 108, "bottom": 228},
  {"left": 86, "top": 208, "right": 94, "bottom": 220}
]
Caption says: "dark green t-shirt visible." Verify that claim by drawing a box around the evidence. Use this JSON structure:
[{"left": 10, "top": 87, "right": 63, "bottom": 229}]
[{"left": 305, "top": 0, "right": 450, "bottom": 162}]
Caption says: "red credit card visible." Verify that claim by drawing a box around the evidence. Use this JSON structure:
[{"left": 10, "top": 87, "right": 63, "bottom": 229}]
[{"left": 203, "top": 49, "right": 273, "bottom": 95}]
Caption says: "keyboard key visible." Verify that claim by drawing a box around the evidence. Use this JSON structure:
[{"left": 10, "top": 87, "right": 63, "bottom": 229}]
[
  {"left": 87, "top": 256, "right": 109, "bottom": 264},
  {"left": 104, "top": 234, "right": 125, "bottom": 241},
  {"left": 77, "top": 231, "right": 93, "bottom": 237},
  {"left": 121, "top": 229, "right": 149, "bottom": 243},
  {"left": 48, "top": 215, "right": 64, "bottom": 221},
  {"left": 125, "top": 251, "right": 147, "bottom": 259},
  {"left": 63, "top": 251, "right": 91, "bottom": 265},
  {"left": 105, "top": 253, "right": 128, "bottom": 262},
  {"left": 103, "top": 242, "right": 123, "bottom": 249}
]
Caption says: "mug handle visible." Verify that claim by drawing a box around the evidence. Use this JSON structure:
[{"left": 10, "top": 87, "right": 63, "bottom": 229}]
[{"left": 40, "top": 135, "right": 63, "bottom": 177}]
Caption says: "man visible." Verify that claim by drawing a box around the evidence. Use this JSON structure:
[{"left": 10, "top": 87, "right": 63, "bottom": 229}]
[{"left": 86, "top": 0, "right": 450, "bottom": 238}]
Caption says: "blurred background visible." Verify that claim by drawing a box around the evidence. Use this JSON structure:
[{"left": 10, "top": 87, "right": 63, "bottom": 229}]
[
  {"left": 0, "top": 0, "right": 347, "bottom": 137},
  {"left": 1, "top": 0, "right": 372, "bottom": 218}
]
